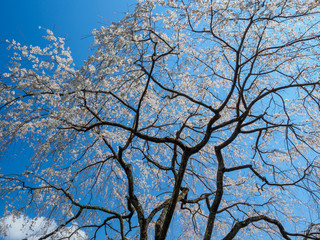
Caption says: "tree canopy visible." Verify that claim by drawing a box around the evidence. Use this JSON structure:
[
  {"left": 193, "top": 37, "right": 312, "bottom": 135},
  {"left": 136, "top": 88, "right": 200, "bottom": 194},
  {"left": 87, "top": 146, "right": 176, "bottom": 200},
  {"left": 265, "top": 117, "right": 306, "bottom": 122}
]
[{"left": 2, "top": 0, "right": 320, "bottom": 239}]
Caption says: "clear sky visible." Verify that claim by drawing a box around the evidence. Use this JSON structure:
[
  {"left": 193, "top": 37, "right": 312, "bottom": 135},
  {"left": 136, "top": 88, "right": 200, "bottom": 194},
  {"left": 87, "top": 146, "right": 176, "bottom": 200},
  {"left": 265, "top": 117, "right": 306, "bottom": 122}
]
[{"left": 0, "top": 0, "right": 136, "bottom": 69}]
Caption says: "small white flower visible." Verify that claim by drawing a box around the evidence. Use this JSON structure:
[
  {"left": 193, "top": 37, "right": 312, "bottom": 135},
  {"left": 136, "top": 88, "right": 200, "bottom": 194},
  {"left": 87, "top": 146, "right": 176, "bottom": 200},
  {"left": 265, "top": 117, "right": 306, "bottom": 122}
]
[
  {"left": 46, "top": 29, "right": 54, "bottom": 35},
  {"left": 88, "top": 64, "right": 96, "bottom": 74}
]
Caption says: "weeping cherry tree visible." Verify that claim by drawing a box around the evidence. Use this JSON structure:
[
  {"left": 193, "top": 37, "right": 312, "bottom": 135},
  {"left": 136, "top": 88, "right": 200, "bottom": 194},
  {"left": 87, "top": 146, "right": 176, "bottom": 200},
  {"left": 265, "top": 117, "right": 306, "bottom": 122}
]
[{"left": 2, "top": 0, "right": 320, "bottom": 239}]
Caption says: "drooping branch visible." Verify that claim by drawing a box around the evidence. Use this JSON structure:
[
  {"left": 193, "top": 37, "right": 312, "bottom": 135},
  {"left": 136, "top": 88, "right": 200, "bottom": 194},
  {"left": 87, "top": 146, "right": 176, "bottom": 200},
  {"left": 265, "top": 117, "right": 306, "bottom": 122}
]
[{"left": 222, "top": 215, "right": 320, "bottom": 240}]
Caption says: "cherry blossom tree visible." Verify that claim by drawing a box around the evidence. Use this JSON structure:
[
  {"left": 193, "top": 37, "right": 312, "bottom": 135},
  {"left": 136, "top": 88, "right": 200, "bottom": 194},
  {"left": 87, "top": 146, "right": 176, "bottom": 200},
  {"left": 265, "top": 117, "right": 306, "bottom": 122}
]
[{"left": 2, "top": 0, "right": 320, "bottom": 239}]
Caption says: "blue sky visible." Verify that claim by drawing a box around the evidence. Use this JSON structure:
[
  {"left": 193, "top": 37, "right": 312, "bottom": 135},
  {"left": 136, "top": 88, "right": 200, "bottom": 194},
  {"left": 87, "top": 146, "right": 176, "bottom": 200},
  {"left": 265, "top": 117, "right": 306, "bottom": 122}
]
[{"left": 0, "top": 0, "right": 136, "bottom": 69}]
